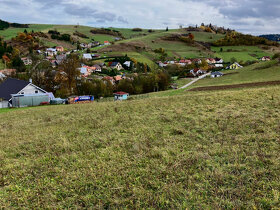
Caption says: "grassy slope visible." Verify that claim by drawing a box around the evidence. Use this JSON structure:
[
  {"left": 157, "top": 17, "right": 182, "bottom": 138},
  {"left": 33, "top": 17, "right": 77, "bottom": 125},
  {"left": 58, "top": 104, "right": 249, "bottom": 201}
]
[
  {"left": 0, "top": 24, "right": 55, "bottom": 40},
  {"left": 212, "top": 46, "right": 272, "bottom": 62},
  {"left": 0, "top": 85, "right": 279, "bottom": 209},
  {"left": 0, "top": 24, "right": 116, "bottom": 45},
  {"left": 189, "top": 60, "right": 280, "bottom": 89}
]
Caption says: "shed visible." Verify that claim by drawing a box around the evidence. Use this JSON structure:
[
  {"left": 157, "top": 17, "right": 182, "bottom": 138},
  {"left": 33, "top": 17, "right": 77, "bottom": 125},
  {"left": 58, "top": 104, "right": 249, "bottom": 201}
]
[
  {"left": 114, "top": 92, "right": 129, "bottom": 101},
  {"left": 11, "top": 94, "right": 49, "bottom": 108}
]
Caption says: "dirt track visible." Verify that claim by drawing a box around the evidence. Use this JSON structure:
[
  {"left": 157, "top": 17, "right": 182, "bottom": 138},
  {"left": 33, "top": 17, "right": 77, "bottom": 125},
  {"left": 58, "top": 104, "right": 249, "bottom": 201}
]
[{"left": 189, "top": 80, "right": 280, "bottom": 91}]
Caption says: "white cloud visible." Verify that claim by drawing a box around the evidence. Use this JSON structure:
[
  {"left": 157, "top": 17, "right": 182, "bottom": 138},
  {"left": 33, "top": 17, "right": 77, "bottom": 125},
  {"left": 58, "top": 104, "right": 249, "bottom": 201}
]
[{"left": 0, "top": 0, "right": 279, "bottom": 34}]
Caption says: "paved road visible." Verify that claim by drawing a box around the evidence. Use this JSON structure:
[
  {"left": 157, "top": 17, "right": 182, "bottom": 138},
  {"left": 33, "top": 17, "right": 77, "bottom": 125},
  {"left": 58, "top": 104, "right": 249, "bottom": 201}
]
[{"left": 180, "top": 73, "right": 211, "bottom": 89}]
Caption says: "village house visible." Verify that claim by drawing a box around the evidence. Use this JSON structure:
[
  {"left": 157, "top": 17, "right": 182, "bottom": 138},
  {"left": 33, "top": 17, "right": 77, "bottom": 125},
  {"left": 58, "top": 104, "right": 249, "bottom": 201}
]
[
  {"left": 55, "top": 54, "right": 67, "bottom": 65},
  {"left": 0, "top": 78, "right": 48, "bottom": 108},
  {"left": 79, "top": 66, "right": 89, "bottom": 77},
  {"left": 211, "top": 71, "right": 224, "bottom": 78},
  {"left": 227, "top": 62, "right": 243, "bottom": 70},
  {"left": 104, "top": 41, "right": 111, "bottom": 45},
  {"left": 260, "top": 56, "right": 271, "bottom": 61},
  {"left": 56, "top": 46, "right": 64, "bottom": 52},
  {"left": 206, "top": 58, "right": 216, "bottom": 64},
  {"left": 123, "top": 61, "right": 132, "bottom": 68},
  {"left": 93, "top": 64, "right": 102, "bottom": 72},
  {"left": 110, "top": 62, "right": 123, "bottom": 71},
  {"left": 21, "top": 57, "right": 32, "bottom": 65},
  {"left": 179, "top": 59, "right": 192, "bottom": 66},
  {"left": 158, "top": 61, "right": 167, "bottom": 67},
  {"left": 45, "top": 48, "right": 57, "bottom": 57},
  {"left": 83, "top": 54, "right": 92, "bottom": 60},
  {"left": 103, "top": 76, "right": 115, "bottom": 85},
  {"left": 192, "top": 59, "right": 202, "bottom": 64},
  {"left": 190, "top": 68, "right": 206, "bottom": 77},
  {"left": 214, "top": 58, "right": 224, "bottom": 68},
  {"left": 114, "top": 92, "right": 129, "bottom": 101}
]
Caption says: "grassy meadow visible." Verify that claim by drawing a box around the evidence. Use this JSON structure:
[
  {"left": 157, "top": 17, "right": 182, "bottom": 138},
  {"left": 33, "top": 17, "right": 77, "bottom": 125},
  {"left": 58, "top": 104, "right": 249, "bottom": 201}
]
[
  {"left": 212, "top": 46, "right": 272, "bottom": 62},
  {"left": 188, "top": 60, "right": 280, "bottom": 89},
  {"left": 0, "top": 84, "right": 280, "bottom": 208}
]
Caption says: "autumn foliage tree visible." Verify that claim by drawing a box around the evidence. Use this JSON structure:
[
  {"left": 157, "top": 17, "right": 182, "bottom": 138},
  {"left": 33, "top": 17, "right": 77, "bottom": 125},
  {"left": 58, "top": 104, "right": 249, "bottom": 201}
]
[
  {"left": 188, "top": 33, "right": 195, "bottom": 40},
  {"left": 58, "top": 54, "right": 81, "bottom": 95}
]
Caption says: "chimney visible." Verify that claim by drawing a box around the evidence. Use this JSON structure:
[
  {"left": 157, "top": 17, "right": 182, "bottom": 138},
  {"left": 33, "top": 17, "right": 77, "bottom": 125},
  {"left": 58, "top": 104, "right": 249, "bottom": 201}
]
[{"left": 29, "top": 78, "right": 32, "bottom": 83}]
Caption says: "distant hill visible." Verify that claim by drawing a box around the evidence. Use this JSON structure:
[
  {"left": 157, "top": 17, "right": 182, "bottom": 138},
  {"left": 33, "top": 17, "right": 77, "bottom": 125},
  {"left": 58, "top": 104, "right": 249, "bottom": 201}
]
[{"left": 259, "top": 34, "right": 280, "bottom": 42}]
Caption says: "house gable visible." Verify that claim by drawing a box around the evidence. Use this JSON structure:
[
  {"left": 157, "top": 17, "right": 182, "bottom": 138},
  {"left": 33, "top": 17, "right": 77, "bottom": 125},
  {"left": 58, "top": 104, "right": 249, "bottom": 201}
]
[{"left": 18, "top": 84, "right": 47, "bottom": 95}]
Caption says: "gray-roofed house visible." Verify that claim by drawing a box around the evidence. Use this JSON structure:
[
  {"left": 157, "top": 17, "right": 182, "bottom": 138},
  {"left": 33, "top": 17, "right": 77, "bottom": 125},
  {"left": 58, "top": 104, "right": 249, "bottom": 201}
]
[
  {"left": 93, "top": 64, "right": 102, "bottom": 72},
  {"left": 0, "top": 78, "right": 48, "bottom": 108},
  {"left": 55, "top": 54, "right": 67, "bottom": 65},
  {"left": 211, "top": 71, "right": 224, "bottom": 78}
]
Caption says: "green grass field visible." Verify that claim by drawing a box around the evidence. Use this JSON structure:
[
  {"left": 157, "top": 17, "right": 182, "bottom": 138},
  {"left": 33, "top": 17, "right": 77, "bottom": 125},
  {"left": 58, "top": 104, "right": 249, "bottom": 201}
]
[
  {"left": 0, "top": 84, "right": 279, "bottom": 208},
  {"left": 212, "top": 46, "right": 272, "bottom": 62},
  {"left": 110, "top": 28, "right": 166, "bottom": 39},
  {"left": 0, "top": 24, "right": 55, "bottom": 40},
  {"left": 191, "top": 32, "right": 225, "bottom": 43}
]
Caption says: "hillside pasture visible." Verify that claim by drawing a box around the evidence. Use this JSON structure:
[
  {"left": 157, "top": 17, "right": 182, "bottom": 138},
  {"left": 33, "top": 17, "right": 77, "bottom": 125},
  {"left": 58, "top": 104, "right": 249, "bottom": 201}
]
[
  {"left": 212, "top": 46, "right": 272, "bottom": 62},
  {"left": 0, "top": 24, "right": 54, "bottom": 40},
  {"left": 188, "top": 60, "right": 280, "bottom": 89},
  {"left": 0, "top": 85, "right": 279, "bottom": 209},
  {"left": 191, "top": 31, "right": 225, "bottom": 43}
]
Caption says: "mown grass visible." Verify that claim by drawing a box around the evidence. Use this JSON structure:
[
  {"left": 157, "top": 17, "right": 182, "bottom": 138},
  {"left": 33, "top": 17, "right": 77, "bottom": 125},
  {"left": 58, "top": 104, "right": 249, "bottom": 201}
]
[
  {"left": 0, "top": 85, "right": 279, "bottom": 209},
  {"left": 212, "top": 46, "right": 272, "bottom": 62},
  {"left": 188, "top": 60, "right": 280, "bottom": 89}
]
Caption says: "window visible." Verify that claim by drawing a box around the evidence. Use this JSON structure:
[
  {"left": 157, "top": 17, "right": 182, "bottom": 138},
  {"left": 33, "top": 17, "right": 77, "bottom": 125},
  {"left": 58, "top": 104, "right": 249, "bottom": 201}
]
[
  {"left": 35, "top": 90, "right": 39, "bottom": 94},
  {"left": 21, "top": 92, "right": 24, "bottom": 94}
]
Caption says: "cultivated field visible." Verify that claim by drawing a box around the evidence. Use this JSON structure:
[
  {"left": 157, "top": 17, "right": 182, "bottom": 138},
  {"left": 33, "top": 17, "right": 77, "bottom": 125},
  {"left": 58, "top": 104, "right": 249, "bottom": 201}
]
[{"left": 0, "top": 84, "right": 279, "bottom": 209}]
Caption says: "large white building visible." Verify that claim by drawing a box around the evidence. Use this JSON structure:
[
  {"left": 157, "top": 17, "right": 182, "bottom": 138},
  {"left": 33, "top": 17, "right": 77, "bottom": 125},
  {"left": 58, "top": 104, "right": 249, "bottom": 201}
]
[{"left": 0, "top": 78, "right": 47, "bottom": 108}]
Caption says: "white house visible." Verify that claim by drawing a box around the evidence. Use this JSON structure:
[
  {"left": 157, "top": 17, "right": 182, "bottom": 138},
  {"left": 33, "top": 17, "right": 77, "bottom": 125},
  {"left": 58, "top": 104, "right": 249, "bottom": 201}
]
[
  {"left": 211, "top": 71, "right": 224, "bottom": 78},
  {"left": 83, "top": 54, "right": 92, "bottom": 60},
  {"left": 0, "top": 78, "right": 48, "bottom": 108},
  {"left": 21, "top": 57, "right": 32, "bottom": 65},
  {"left": 123, "top": 61, "right": 132, "bottom": 68},
  {"left": 110, "top": 62, "right": 123, "bottom": 71},
  {"left": 45, "top": 48, "right": 57, "bottom": 57}
]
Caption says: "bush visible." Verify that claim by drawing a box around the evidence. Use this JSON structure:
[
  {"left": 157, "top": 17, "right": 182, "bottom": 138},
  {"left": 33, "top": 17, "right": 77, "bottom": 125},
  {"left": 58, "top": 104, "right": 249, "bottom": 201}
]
[{"left": 132, "top": 28, "right": 142, "bottom": 32}]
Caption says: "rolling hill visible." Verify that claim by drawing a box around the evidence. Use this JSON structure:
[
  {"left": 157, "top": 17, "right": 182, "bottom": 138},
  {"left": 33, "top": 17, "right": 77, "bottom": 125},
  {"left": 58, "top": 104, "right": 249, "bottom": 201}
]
[{"left": 0, "top": 23, "right": 275, "bottom": 68}]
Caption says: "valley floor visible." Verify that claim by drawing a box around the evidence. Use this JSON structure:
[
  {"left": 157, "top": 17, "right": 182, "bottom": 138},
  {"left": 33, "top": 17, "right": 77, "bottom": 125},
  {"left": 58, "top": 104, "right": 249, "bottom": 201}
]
[{"left": 0, "top": 84, "right": 279, "bottom": 208}]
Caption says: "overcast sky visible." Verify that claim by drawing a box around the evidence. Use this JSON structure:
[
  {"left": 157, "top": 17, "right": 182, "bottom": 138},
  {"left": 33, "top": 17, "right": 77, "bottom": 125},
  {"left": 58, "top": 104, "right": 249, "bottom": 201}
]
[{"left": 0, "top": 0, "right": 279, "bottom": 35}]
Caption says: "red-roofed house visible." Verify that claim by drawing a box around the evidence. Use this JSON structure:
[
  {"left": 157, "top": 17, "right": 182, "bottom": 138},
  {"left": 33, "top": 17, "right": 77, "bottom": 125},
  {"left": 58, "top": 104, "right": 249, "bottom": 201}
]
[
  {"left": 260, "top": 56, "right": 271, "bottom": 61},
  {"left": 114, "top": 92, "right": 129, "bottom": 101},
  {"left": 56, "top": 46, "right": 64, "bottom": 52}
]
